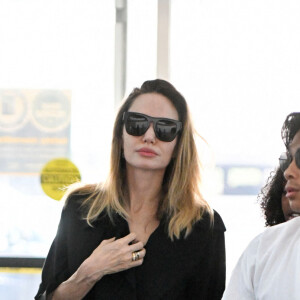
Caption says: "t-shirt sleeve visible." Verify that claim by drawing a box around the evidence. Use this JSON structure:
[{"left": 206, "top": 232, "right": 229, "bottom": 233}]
[
  {"left": 34, "top": 203, "right": 71, "bottom": 299},
  {"left": 186, "top": 210, "right": 226, "bottom": 300},
  {"left": 222, "top": 234, "right": 260, "bottom": 300}
]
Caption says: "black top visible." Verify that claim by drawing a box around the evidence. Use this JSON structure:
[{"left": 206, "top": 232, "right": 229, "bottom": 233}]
[{"left": 35, "top": 194, "right": 226, "bottom": 300}]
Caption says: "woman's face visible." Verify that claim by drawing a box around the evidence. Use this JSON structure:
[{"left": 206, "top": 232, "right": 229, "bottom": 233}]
[
  {"left": 284, "top": 129, "right": 300, "bottom": 213},
  {"left": 122, "top": 93, "right": 179, "bottom": 173}
]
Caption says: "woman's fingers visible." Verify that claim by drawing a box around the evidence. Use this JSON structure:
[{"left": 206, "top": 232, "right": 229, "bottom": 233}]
[
  {"left": 128, "top": 248, "right": 146, "bottom": 268},
  {"left": 87, "top": 233, "right": 146, "bottom": 278},
  {"left": 118, "top": 232, "right": 137, "bottom": 245},
  {"left": 113, "top": 233, "right": 146, "bottom": 264},
  {"left": 101, "top": 237, "right": 116, "bottom": 245},
  {"left": 131, "top": 248, "right": 146, "bottom": 261},
  {"left": 129, "top": 241, "right": 144, "bottom": 252},
  {"left": 106, "top": 233, "right": 145, "bottom": 260}
]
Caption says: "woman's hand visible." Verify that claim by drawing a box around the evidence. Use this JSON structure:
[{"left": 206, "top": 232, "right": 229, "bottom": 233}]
[
  {"left": 83, "top": 232, "right": 146, "bottom": 283},
  {"left": 50, "top": 233, "right": 145, "bottom": 300}
]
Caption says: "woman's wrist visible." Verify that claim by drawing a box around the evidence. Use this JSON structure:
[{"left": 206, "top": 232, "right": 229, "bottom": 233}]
[
  {"left": 79, "top": 257, "right": 104, "bottom": 285},
  {"left": 51, "top": 260, "right": 102, "bottom": 300}
]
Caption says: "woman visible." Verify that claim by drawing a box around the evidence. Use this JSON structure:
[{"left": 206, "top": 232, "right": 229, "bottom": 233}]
[
  {"left": 35, "top": 79, "right": 226, "bottom": 300},
  {"left": 258, "top": 166, "right": 300, "bottom": 226}
]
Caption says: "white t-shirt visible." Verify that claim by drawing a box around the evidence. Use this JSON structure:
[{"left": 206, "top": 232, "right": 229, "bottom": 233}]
[{"left": 222, "top": 216, "right": 300, "bottom": 300}]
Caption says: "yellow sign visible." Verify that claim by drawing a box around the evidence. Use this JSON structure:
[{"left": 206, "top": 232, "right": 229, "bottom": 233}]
[{"left": 40, "top": 158, "right": 81, "bottom": 200}]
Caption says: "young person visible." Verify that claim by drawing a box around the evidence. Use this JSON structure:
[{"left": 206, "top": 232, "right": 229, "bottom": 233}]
[
  {"left": 258, "top": 166, "right": 300, "bottom": 226},
  {"left": 222, "top": 112, "right": 300, "bottom": 300},
  {"left": 35, "top": 79, "right": 226, "bottom": 300}
]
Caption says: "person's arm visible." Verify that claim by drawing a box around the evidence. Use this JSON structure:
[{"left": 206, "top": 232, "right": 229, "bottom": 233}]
[
  {"left": 35, "top": 198, "right": 146, "bottom": 300},
  {"left": 206, "top": 227, "right": 226, "bottom": 299},
  {"left": 49, "top": 233, "right": 145, "bottom": 300},
  {"left": 35, "top": 204, "right": 71, "bottom": 300},
  {"left": 182, "top": 211, "right": 226, "bottom": 300},
  {"left": 185, "top": 226, "right": 226, "bottom": 300}
]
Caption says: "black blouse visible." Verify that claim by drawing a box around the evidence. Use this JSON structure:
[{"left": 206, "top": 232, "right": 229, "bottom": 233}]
[{"left": 35, "top": 195, "right": 226, "bottom": 300}]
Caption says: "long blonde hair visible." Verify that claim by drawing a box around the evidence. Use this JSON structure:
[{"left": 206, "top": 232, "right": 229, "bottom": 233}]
[{"left": 67, "top": 79, "right": 213, "bottom": 240}]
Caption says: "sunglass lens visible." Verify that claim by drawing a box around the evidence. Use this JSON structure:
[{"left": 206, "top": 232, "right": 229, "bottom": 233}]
[
  {"left": 156, "top": 120, "right": 178, "bottom": 142},
  {"left": 126, "top": 114, "right": 149, "bottom": 136},
  {"left": 296, "top": 148, "right": 300, "bottom": 169}
]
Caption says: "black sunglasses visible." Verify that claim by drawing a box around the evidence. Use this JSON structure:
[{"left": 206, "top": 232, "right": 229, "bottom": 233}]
[
  {"left": 279, "top": 148, "right": 300, "bottom": 172},
  {"left": 123, "top": 112, "right": 182, "bottom": 142}
]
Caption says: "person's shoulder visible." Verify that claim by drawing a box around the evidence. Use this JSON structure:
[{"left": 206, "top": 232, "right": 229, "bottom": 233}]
[
  {"left": 63, "top": 183, "right": 98, "bottom": 213},
  {"left": 212, "top": 209, "right": 226, "bottom": 232},
  {"left": 267, "top": 216, "right": 300, "bottom": 233},
  {"left": 260, "top": 216, "right": 300, "bottom": 245},
  {"left": 193, "top": 209, "right": 226, "bottom": 233},
  {"left": 240, "top": 218, "right": 300, "bottom": 259},
  {"left": 243, "top": 232, "right": 263, "bottom": 255}
]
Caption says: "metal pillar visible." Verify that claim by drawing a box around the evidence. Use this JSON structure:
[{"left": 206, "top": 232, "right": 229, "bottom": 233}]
[
  {"left": 157, "top": 0, "right": 170, "bottom": 80},
  {"left": 114, "top": 0, "right": 127, "bottom": 107}
]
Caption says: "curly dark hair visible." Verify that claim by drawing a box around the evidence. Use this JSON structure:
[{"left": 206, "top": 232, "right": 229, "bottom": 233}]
[
  {"left": 281, "top": 112, "right": 300, "bottom": 148},
  {"left": 258, "top": 167, "right": 286, "bottom": 226},
  {"left": 259, "top": 112, "right": 300, "bottom": 227}
]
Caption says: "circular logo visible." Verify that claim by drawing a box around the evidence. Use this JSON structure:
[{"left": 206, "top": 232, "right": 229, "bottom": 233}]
[
  {"left": 0, "top": 90, "right": 29, "bottom": 132},
  {"left": 31, "top": 90, "right": 71, "bottom": 132},
  {"left": 40, "top": 158, "right": 81, "bottom": 201}
]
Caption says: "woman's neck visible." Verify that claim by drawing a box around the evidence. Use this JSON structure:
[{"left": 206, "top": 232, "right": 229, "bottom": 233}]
[
  {"left": 125, "top": 167, "right": 164, "bottom": 244},
  {"left": 125, "top": 166, "right": 164, "bottom": 217}
]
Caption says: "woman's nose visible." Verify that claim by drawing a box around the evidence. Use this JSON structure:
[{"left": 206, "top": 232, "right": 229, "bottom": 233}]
[
  {"left": 143, "top": 123, "right": 156, "bottom": 143},
  {"left": 284, "top": 158, "right": 298, "bottom": 180}
]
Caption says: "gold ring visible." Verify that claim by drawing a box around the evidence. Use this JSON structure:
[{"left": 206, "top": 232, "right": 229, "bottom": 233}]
[
  {"left": 132, "top": 251, "right": 140, "bottom": 262},
  {"left": 136, "top": 251, "right": 140, "bottom": 260}
]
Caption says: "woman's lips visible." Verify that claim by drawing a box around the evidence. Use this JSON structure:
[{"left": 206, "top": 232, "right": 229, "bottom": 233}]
[
  {"left": 137, "top": 148, "right": 157, "bottom": 157},
  {"left": 286, "top": 188, "right": 299, "bottom": 199}
]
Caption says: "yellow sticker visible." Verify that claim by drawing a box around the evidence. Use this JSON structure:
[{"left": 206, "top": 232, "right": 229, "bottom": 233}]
[{"left": 40, "top": 158, "right": 81, "bottom": 200}]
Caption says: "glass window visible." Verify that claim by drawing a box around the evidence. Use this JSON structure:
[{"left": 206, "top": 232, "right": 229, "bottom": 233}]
[
  {"left": 170, "top": 0, "right": 300, "bottom": 279},
  {"left": 0, "top": 0, "right": 115, "bottom": 259},
  {"left": 126, "top": 0, "right": 157, "bottom": 92},
  {"left": 0, "top": 2, "right": 115, "bottom": 297}
]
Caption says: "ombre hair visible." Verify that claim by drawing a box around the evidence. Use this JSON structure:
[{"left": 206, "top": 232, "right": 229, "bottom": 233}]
[{"left": 67, "top": 79, "right": 213, "bottom": 239}]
